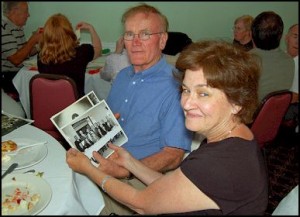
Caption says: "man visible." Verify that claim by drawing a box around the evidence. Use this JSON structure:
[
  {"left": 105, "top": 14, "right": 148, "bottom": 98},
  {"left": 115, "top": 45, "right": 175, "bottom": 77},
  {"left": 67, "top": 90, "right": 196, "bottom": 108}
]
[
  {"left": 1, "top": 1, "right": 41, "bottom": 95},
  {"left": 250, "top": 11, "right": 294, "bottom": 101},
  {"left": 284, "top": 24, "right": 298, "bottom": 132},
  {"left": 232, "top": 15, "right": 254, "bottom": 51},
  {"left": 98, "top": 3, "right": 192, "bottom": 215},
  {"left": 285, "top": 24, "right": 298, "bottom": 103}
]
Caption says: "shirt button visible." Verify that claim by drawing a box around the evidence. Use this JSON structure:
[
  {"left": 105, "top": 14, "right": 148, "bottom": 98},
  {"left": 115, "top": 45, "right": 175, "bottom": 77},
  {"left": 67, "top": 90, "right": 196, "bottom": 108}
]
[
  {"left": 141, "top": 79, "right": 144, "bottom": 82},
  {"left": 125, "top": 99, "right": 128, "bottom": 103},
  {"left": 132, "top": 81, "right": 136, "bottom": 85},
  {"left": 121, "top": 118, "right": 124, "bottom": 121}
]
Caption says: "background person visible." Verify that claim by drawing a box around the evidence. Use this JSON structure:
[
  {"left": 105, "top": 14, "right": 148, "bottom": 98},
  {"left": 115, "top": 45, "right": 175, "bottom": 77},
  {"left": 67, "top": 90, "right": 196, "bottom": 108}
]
[
  {"left": 2, "top": 1, "right": 42, "bottom": 96},
  {"left": 250, "top": 11, "right": 294, "bottom": 101},
  {"left": 37, "top": 13, "right": 102, "bottom": 97},
  {"left": 100, "top": 37, "right": 130, "bottom": 83},
  {"left": 232, "top": 14, "right": 254, "bottom": 51},
  {"left": 284, "top": 23, "right": 298, "bottom": 132},
  {"left": 66, "top": 40, "right": 268, "bottom": 215}
]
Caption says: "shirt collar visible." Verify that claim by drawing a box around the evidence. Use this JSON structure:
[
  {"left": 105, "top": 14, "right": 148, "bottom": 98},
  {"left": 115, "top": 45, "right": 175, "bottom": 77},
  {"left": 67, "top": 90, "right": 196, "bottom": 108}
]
[
  {"left": 129, "top": 55, "right": 168, "bottom": 79},
  {"left": 2, "top": 16, "right": 23, "bottom": 30}
]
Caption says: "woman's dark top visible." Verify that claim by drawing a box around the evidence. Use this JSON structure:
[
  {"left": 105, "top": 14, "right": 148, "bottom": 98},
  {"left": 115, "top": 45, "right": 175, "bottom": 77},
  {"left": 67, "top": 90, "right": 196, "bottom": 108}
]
[
  {"left": 233, "top": 39, "right": 253, "bottom": 51},
  {"left": 178, "top": 137, "right": 268, "bottom": 215},
  {"left": 37, "top": 44, "right": 94, "bottom": 97}
]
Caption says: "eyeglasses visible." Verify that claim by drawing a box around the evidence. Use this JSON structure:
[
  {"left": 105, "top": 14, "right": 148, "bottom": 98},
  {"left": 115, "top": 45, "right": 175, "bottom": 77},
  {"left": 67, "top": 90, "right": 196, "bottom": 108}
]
[
  {"left": 232, "top": 26, "right": 246, "bottom": 32},
  {"left": 123, "top": 31, "right": 163, "bottom": 41}
]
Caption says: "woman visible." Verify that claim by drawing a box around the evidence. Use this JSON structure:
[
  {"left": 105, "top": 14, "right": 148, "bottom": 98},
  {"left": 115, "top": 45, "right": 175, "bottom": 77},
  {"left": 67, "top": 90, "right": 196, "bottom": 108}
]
[
  {"left": 233, "top": 15, "right": 254, "bottom": 51},
  {"left": 66, "top": 40, "right": 268, "bottom": 215},
  {"left": 38, "top": 13, "right": 102, "bottom": 97}
]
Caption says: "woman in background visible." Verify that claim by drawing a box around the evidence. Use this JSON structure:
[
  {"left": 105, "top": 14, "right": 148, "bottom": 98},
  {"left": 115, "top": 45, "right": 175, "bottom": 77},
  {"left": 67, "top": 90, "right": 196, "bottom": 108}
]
[
  {"left": 232, "top": 15, "right": 254, "bottom": 51},
  {"left": 38, "top": 13, "right": 102, "bottom": 97}
]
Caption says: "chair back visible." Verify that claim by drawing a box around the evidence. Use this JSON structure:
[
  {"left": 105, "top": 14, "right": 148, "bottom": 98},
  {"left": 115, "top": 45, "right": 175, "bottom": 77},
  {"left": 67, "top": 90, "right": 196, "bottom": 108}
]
[
  {"left": 251, "top": 90, "right": 292, "bottom": 148},
  {"left": 30, "top": 73, "right": 78, "bottom": 140}
]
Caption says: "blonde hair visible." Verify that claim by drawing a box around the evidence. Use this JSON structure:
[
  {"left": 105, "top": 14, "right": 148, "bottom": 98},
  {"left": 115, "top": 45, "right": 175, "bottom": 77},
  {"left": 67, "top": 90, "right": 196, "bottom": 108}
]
[
  {"left": 234, "top": 15, "right": 254, "bottom": 31},
  {"left": 39, "top": 13, "right": 79, "bottom": 64}
]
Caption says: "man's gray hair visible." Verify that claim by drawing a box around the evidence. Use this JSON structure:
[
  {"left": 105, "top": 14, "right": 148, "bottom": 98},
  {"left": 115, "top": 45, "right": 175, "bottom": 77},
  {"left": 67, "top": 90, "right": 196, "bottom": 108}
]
[{"left": 2, "top": 2, "right": 25, "bottom": 16}]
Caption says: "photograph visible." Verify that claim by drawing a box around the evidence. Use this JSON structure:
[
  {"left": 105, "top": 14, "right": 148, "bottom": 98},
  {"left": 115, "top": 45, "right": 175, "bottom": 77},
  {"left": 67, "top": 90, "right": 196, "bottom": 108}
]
[{"left": 51, "top": 91, "right": 128, "bottom": 161}]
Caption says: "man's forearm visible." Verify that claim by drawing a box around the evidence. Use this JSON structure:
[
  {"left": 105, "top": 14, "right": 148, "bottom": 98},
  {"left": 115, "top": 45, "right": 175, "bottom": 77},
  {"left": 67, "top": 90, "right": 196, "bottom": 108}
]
[
  {"left": 7, "top": 37, "right": 37, "bottom": 66},
  {"left": 140, "top": 147, "right": 185, "bottom": 173}
]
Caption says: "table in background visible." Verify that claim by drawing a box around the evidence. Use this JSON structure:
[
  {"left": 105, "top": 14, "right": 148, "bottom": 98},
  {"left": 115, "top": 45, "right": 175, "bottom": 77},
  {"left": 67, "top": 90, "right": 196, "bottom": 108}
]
[
  {"left": 1, "top": 124, "right": 104, "bottom": 215},
  {"left": 13, "top": 56, "right": 111, "bottom": 119}
]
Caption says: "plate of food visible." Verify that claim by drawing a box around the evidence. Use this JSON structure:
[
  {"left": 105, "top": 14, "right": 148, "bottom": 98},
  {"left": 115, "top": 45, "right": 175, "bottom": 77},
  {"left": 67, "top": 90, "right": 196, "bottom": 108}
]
[
  {"left": 1, "top": 139, "right": 48, "bottom": 171},
  {"left": 2, "top": 174, "right": 52, "bottom": 215}
]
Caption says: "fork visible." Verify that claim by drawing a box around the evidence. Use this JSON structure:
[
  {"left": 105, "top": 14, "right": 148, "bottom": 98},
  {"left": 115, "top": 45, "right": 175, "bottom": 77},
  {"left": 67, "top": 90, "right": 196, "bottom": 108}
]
[{"left": 6, "top": 141, "right": 48, "bottom": 156}]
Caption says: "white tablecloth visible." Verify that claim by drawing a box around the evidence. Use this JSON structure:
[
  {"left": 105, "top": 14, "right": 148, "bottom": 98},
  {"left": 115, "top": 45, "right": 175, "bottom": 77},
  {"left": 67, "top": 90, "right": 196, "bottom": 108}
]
[
  {"left": 13, "top": 56, "right": 111, "bottom": 119},
  {"left": 2, "top": 124, "right": 104, "bottom": 215}
]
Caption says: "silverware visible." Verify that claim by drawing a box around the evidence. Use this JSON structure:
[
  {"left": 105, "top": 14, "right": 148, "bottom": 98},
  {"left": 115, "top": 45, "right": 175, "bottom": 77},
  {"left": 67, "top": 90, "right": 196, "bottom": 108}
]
[
  {"left": 23, "top": 169, "right": 35, "bottom": 174},
  {"left": 6, "top": 141, "right": 47, "bottom": 156},
  {"left": 2, "top": 163, "right": 18, "bottom": 179}
]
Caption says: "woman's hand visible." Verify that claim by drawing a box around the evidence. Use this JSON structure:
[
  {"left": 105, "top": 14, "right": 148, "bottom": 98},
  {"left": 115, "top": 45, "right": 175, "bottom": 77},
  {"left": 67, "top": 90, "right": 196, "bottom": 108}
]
[
  {"left": 66, "top": 148, "right": 94, "bottom": 174},
  {"left": 75, "top": 22, "right": 93, "bottom": 32},
  {"left": 92, "top": 143, "right": 134, "bottom": 178}
]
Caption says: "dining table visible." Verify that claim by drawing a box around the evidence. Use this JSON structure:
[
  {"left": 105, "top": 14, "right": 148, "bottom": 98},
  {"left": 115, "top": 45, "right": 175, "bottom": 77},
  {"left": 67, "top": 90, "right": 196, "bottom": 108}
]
[
  {"left": 12, "top": 55, "right": 112, "bottom": 119},
  {"left": 1, "top": 124, "right": 105, "bottom": 215}
]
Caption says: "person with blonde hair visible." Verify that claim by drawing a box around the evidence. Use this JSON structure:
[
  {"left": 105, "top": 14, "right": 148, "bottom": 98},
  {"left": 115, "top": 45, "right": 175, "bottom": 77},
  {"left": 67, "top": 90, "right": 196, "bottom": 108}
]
[
  {"left": 232, "top": 15, "right": 254, "bottom": 51},
  {"left": 67, "top": 40, "right": 268, "bottom": 215},
  {"left": 38, "top": 13, "right": 102, "bottom": 97}
]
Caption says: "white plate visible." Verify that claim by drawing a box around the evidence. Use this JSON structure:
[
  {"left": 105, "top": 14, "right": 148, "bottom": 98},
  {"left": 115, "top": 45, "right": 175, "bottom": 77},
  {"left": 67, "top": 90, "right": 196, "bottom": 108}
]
[
  {"left": 2, "top": 174, "right": 52, "bottom": 215},
  {"left": 2, "top": 138, "right": 48, "bottom": 171}
]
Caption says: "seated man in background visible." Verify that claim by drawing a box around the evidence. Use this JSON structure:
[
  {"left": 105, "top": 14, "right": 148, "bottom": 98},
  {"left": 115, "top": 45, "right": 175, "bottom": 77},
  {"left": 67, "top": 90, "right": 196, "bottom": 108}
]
[
  {"left": 232, "top": 15, "right": 254, "bottom": 51},
  {"left": 95, "top": 3, "right": 192, "bottom": 215},
  {"left": 2, "top": 1, "right": 42, "bottom": 96},
  {"left": 284, "top": 23, "right": 298, "bottom": 132},
  {"left": 250, "top": 11, "right": 294, "bottom": 101},
  {"left": 101, "top": 37, "right": 131, "bottom": 83}
]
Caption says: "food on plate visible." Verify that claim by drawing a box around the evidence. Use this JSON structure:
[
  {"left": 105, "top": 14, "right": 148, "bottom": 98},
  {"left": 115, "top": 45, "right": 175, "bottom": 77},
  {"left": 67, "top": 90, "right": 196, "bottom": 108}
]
[
  {"left": 1, "top": 152, "right": 11, "bottom": 163},
  {"left": 2, "top": 186, "right": 40, "bottom": 215},
  {"left": 2, "top": 140, "right": 18, "bottom": 152}
]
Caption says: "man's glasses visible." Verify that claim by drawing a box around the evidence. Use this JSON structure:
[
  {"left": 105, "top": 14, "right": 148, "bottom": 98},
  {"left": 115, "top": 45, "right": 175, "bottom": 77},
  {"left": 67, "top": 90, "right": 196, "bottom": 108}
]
[
  {"left": 232, "top": 26, "right": 246, "bottom": 32},
  {"left": 123, "top": 31, "right": 163, "bottom": 41}
]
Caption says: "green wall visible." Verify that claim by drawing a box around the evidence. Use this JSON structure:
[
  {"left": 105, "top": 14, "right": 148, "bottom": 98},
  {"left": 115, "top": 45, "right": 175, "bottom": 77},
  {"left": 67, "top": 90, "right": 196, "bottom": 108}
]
[{"left": 22, "top": 1, "right": 298, "bottom": 49}]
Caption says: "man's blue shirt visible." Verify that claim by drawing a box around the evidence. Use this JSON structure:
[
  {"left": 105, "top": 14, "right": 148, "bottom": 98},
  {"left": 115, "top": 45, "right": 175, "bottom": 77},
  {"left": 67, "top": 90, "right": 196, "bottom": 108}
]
[{"left": 107, "top": 56, "right": 192, "bottom": 160}]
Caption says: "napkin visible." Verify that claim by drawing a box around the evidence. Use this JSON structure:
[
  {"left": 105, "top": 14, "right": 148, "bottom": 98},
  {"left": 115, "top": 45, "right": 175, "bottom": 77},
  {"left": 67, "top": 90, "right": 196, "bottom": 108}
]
[
  {"left": 88, "top": 68, "right": 101, "bottom": 74},
  {"left": 29, "top": 66, "right": 38, "bottom": 71}
]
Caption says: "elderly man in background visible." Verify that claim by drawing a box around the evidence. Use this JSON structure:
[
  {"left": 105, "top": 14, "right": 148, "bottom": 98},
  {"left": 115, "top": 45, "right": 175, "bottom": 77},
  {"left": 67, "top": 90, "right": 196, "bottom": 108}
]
[
  {"left": 284, "top": 24, "right": 298, "bottom": 132},
  {"left": 232, "top": 14, "right": 254, "bottom": 51},
  {"left": 1, "top": 1, "right": 42, "bottom": 96},
  {"left": 250, "top": 11, "right": 294, "bottom": 101}
]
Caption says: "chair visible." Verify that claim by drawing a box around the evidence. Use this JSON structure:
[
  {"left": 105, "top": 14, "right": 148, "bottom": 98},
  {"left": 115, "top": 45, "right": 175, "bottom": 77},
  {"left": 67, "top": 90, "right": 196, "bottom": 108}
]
[
  {"left": 29, "top": 73, "right": 79, "bottom": 142},
  {"left": 250, "top": 90, "right": 292, "bottom": 149},
  {"left": 162, "top": 32, "right": 193, "bottom": 56}
]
